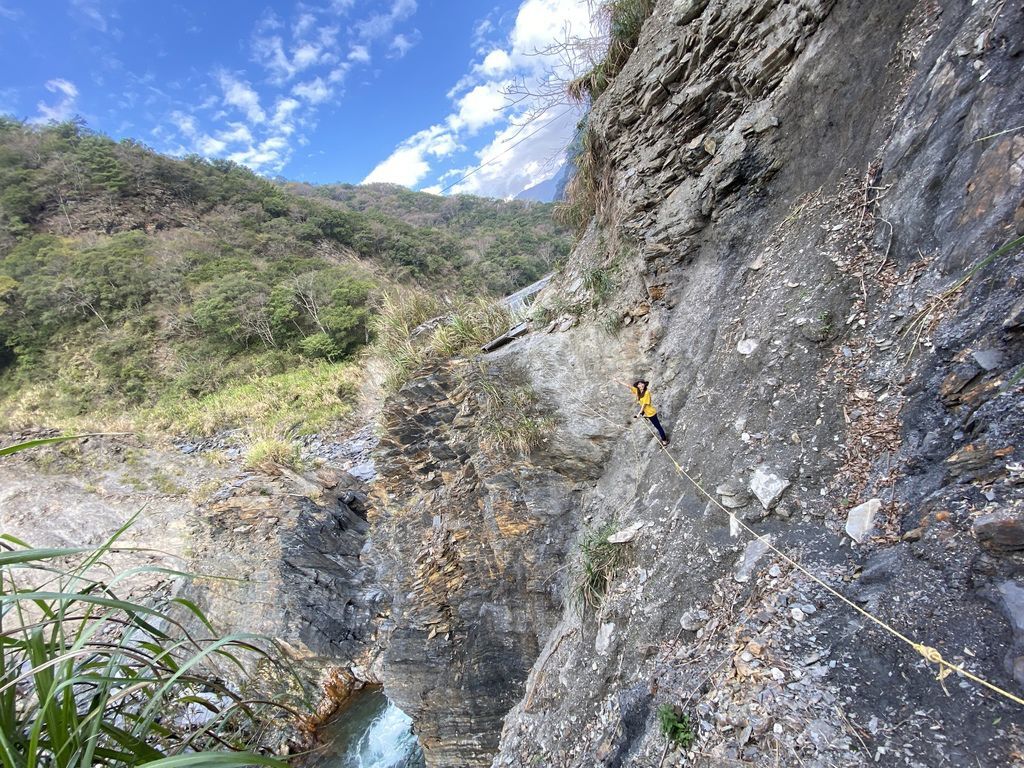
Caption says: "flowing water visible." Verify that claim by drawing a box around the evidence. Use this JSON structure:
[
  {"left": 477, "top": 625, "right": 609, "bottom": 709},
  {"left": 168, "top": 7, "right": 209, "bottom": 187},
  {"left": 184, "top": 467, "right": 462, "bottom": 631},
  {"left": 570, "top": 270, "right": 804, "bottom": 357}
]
[{"left": 313, "top": 687, "right": 424, "bottom": 768}]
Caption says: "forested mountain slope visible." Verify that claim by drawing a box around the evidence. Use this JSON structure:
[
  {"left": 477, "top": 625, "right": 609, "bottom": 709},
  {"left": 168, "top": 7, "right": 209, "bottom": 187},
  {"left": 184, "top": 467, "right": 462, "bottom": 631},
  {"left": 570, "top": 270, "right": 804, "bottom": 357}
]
[
  {"left": 286, "top": 181, "right": 568, "bottom": 294},
  {"left": 0, "top": 120, "right": 568, "bottom": 432}
]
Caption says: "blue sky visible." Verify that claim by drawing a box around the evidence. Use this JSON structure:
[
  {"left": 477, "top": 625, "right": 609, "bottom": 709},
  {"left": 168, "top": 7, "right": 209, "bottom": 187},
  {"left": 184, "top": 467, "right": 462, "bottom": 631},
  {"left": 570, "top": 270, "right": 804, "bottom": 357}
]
[{"left": 0, "top": 0, "right": 602, "bottom": 198}]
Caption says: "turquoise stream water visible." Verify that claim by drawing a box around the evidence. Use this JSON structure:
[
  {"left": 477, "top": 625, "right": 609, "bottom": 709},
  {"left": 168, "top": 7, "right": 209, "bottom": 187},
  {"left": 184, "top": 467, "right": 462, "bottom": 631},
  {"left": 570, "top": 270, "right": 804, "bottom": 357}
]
[{"left": 313, "top": 687, "right": 424, "bottom": 768}]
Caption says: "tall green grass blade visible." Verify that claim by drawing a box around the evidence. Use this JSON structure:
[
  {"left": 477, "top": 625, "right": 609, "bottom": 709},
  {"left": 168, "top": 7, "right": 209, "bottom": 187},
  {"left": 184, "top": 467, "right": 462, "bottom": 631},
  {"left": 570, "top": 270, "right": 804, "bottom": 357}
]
[
  {"left": 0, "top": 434, "right": 127, "bottom": 457},
  {"left": 139, "top": 754, "right": 287, "bottom": 767}
]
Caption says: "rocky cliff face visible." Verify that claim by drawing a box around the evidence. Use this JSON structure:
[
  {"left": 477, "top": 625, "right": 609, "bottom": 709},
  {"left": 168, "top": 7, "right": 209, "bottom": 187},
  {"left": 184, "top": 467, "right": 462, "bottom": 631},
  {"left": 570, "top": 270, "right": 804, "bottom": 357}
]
[
  {"left": 369, "top": 357, "right": 606, "bottom": 765},
  {"left": 0, "top": 432, "right": 387, "bottom": 722},
  {"left": 370, "top": 0, "right": 1024, "bottom": 765}
]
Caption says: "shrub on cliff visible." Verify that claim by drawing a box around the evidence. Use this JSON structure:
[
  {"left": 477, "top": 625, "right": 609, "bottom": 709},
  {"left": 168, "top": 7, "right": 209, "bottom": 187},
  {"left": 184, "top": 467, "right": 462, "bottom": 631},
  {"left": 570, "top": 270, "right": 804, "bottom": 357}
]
[
  {"left": 371, "top": 289, "right": 517, "bottom": 392},
  {"left": 567, "top": 0, "right": 656, "bottom": 104},
  {"left": 657, "top": 703, "right": 695, "bottom": 749},
  {"left": 572, "top": 521, "right": 630, "bottom": 613}
]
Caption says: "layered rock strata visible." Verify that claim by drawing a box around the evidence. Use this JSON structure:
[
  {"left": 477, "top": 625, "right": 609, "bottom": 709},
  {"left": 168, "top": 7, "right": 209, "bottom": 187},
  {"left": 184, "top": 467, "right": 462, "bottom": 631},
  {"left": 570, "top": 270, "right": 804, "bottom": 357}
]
[{"left": 372, "top": 0, "right": 1024, "bottom": 765}]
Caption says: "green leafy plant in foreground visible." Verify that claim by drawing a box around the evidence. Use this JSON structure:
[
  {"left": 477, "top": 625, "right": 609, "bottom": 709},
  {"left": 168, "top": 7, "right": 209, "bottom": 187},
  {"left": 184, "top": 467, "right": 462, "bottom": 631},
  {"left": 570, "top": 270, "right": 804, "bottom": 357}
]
[
  {"left": 657, "top": 703, "right": 695, "bottom": 749},
  {"left": 0, "top": 437, "right": 295, "bottom": 767}
]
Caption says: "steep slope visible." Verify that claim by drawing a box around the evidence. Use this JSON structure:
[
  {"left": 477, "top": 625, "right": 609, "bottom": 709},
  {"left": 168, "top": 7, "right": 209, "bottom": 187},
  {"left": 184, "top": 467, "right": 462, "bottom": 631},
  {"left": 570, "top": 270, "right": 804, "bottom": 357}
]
[{"left": 369, "top": 0, "right": 1024, "bottom": 765}]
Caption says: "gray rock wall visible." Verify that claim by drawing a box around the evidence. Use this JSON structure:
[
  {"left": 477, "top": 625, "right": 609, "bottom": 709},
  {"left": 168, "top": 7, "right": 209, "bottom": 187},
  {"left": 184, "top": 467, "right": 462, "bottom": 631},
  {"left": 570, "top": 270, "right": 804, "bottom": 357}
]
[{"left": 372, "top": 0, "right": 1024, "bottom": 765}]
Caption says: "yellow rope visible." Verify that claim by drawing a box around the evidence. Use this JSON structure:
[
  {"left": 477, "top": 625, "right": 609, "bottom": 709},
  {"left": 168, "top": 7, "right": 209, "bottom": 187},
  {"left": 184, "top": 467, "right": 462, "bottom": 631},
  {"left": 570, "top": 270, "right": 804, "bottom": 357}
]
[{"left": 629, "top": 416, "right": 1024, "bottom": 708}]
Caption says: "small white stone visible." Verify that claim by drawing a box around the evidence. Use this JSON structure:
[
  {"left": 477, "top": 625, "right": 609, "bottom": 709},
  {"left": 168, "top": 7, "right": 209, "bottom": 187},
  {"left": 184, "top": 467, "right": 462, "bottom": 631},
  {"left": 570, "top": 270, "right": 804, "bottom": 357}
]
[
  {"left": 845, "top": 498, "right": 882, "bottom": 543},
  {"left": 749, "top": 466, "right": 790, "bottom": 509},
  {"left": 737, "top": 338, "right": 760, "bottom": 355},
  {"left": 790, "top": 607, "right": 807, "bottom": 622}
]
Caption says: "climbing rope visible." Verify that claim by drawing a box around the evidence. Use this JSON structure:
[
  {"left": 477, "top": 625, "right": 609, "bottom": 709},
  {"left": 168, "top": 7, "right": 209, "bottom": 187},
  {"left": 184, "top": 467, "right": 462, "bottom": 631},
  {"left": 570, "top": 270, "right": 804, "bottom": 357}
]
[{"left": 629, "top": 416, "right": 1024, "bottom": 708}]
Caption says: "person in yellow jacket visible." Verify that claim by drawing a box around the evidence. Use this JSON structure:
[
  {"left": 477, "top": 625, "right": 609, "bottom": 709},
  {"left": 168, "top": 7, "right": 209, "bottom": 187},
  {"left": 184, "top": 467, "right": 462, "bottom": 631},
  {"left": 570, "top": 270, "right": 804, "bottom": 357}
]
[{"left": 617, "top": 378, "right": 669, "bottom": 445}]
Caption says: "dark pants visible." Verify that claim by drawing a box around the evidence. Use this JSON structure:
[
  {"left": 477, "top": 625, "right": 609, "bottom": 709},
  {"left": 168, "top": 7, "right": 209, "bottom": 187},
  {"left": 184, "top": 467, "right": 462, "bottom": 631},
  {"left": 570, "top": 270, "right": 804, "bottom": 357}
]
[{"left": 647, "top": 414, "right": 667, "bottom": 442}]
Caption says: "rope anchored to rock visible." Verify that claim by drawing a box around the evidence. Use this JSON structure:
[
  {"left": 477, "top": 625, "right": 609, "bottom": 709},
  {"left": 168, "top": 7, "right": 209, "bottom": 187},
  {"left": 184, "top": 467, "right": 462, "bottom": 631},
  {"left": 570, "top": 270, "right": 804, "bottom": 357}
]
[{"left": 631, "top": 416, "right": 1024, "bottom": 709}]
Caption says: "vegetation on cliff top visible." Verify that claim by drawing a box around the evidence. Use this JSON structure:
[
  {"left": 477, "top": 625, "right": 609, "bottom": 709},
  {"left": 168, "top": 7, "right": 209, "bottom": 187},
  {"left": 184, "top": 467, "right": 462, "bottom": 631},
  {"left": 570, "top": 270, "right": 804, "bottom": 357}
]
[{"left": 0, "top": 119, "right": 569, "bottom": 435}]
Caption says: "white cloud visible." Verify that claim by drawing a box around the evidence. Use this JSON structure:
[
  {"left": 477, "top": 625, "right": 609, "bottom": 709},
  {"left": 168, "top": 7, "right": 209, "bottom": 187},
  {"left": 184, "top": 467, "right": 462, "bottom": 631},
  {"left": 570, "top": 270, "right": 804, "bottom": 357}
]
[
  {"left": 479, "top": 49, "right": 513, "bottom": 76},
  {"left": 0, "top": 3, "right": 22, "bottom": 21},
  {"left": 363, "top": 125, "right": 460, "bottom": 186},
  {"left": 70, "top": 0, "right": 108, "bottom": 32},
  {"left": 293, "top": 42, "right": 322, "bottom": 69},
  {"left": 197, "top": 135, "right": 228, "bottom": 155},
  {"left": 389, "top": 32, "right": 419, "bottom": 58},
  {"left": 272, "top": 97, "right": 301, "bottom": 129},
  {"left": 33, "top": 78, "right": 79, "bottom": 123},
  {"left": 293, "top": 12, "right": 316, "bottom": 37},
  {"left": 254, "top": 36, "right": 295, "bottom": 82},
  {"left": 448, "top": 82, "right": 508, "bottom": 133},
  {"left": 227, "top": 135, "right": 292, "bottom": 173},
  {"left": 364, "top": 0, "right": 600, "bottom": 196},
  {"left": 170, "top": 110, "right": 198, "bottom": 137},
  {"left": 450, "top": 106, "right": 574, "bottom": 198},
  {"left": 348, "top": 44, "right": 371, "bottom": 63},
  {"left": 163, "top": 0, "right": 416, "bottom": 177},
  {"left": 218, "top": 122, "right": 253, "bottom": 144},
  {"left": 47, "top": 79, "right": 77, "bottom": 98},
  {"left": 292, "top": 77, "right": 332, "bottom": 104},
  {"left": 509, "top": 0, "right": 596, "bottom": 62},
  {"left": 356, "top": 0, "right": 417, "bottom": 41},
  {"left": 218, "top": 72, "right": 266, "bottom": 124}
]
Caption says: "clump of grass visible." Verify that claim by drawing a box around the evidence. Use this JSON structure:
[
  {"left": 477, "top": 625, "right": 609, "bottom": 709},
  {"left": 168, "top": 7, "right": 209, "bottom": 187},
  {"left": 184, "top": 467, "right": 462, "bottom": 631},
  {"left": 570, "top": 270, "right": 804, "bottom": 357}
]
[
  {"left": 531, "top": 302, "right": 555, "bottom": 327},
  {"left": 568, "top": 0, "right": 656, "bottom": 103},
  {"left": 371, "top": 289, "right": 444, "bottom": 391},
  {"left": 572, "top": 521, "right": 630, "bottom": 613},
  {"left": 658, "top": 703, "right": 696, "bottom": 749},
  {"left": 556, "top": 126, "right": 612, "bottom": 236},
  {"left": 476, "top": 377, "right": 556, "bottom": 455},
  {"left": 584, "top": 265, "right": 615, "bottom": 305},
  {"left": 0, "top": 437, "right": 298, "bottom": 767},
  {"left": 430, "top": 299, "right": 516, "bottom": 358},
  {"left": 244, "top": 434, "right": 303, "bottom": 472},
  {"left": 372, "top": 289, "right": 516, "bottom": 392}
]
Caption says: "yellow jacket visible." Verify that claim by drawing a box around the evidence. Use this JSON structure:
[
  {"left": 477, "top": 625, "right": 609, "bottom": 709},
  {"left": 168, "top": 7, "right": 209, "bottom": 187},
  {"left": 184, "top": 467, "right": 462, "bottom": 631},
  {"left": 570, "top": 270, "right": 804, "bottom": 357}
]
[{"left": 631, "top": 385, "right": 657, "bottom": 417}]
